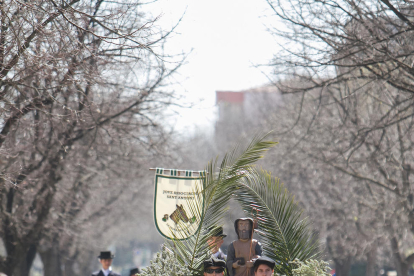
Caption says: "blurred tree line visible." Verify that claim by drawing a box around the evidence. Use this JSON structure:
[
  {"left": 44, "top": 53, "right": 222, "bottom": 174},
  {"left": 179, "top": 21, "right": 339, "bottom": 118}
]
[
  {"left": 0, "top": 0, "right": 184, "bottom": 275},
  {"left": 2, "top": 0, "right": 414, "bottom": 276},
  {"left": 207, "top": 1, "right": 414, "bottom": 276}
]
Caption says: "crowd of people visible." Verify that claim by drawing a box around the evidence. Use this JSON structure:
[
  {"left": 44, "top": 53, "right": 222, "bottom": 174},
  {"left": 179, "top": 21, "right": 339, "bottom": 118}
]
[
  {"left": 92, "top": 217, "right": 276, "bottom": 276},
  {"left": 92, "top": 250, "right": 275, "bottom": 276},
  {"left": 202, "top": 256, "right": 275, "bottom": 276}
]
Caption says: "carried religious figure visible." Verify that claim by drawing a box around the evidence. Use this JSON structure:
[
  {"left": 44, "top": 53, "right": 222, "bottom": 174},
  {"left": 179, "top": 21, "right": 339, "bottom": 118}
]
[{"left": 226, "top": 218, "right": 262, "bottom": 276}]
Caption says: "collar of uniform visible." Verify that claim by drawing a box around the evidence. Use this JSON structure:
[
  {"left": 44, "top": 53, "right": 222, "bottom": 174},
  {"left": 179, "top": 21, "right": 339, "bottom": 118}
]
[
  {"left": 212, "top": 249, "right": 222, "bottom": 258},
  {"left": 102, "top": 268, "right": 111, "bottom": 276}
]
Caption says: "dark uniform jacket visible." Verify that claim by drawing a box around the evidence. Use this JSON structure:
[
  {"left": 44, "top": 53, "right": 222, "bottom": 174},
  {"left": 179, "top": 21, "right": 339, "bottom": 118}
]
[{"left": 91, "top": 270, "right": 121, "bottom": 276}]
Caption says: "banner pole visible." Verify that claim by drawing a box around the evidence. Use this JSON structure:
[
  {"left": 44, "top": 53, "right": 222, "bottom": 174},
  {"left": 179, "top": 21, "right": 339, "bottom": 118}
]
[{"left": 149, "top": 168, "right": 207, "bottom": 176}]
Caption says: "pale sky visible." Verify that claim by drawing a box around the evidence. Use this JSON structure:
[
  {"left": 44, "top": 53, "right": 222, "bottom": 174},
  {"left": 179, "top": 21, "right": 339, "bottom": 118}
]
[{"left": 145, "top": 0, "right": 278, "bottom": 133}]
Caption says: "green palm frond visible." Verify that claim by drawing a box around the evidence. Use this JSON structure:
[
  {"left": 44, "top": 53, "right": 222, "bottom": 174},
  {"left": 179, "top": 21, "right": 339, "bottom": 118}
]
[
  {"left": 168, "top": 133, "right": 278, "bottom": 275},
  {"left": 163, "top": 133, "right": 320, "bottom": 276},
  {"left": 234, "top": 169, "right": 321, "bottom": 276}
]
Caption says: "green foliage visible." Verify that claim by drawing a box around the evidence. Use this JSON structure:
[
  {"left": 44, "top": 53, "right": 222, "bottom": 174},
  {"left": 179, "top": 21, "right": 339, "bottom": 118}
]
[
  {"left": 149, "top": 133, "right": 322, "bottom": 276},
  {"left": 289, "top": 259, "right": 331, "bottom": 276},
  {"left": 170, "top": 133, "right": 278, "bottom": 275},
  {"left": 235, "top": 170, "right": 321, "bottom": 275},
  {"left": 139, "top": 244, "right": 192, "bottom": 276}
]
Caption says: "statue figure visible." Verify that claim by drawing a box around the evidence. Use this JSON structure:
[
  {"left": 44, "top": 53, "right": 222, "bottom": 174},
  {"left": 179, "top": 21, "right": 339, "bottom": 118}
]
[{"left": 226, "top": 218, "right": 262, "bottom": 276}]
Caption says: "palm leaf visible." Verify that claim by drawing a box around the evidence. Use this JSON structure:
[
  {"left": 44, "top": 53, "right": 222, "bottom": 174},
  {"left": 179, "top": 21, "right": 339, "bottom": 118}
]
[
  {"left": 234, "top": 169, "right": 321, "bottom": 276},
  {"left": 167, "top": 133, "right": 278, "bottom": 275}
]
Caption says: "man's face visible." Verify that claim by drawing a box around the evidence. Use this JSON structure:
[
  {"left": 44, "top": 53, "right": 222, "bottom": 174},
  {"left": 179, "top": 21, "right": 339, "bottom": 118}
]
[
  {"left": 207, "top": 236, "right": 224, "bottom": 253},
  {"left": 100, "top": 258, "right": 112, "bottom": 270},
  {"left": 255, "top": 264, "right": 274, "bottom": 276},
  {"left": 204, "top": 266, "right": 224, "bottom": 276},
  {"left": 237, "top": 220, "right": 251, "bottom": 240}
]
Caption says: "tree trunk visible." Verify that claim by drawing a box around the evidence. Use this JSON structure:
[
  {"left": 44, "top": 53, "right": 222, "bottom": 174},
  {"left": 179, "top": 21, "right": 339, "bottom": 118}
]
[
  {"left": 0, "top": 255, "right": 17, "bottom": 276},
  {"left": 1, "top": 173, "right": 57, "bottom": 276},
  {"left": 0, "top": 244, "right": 36, "bottom": 276},
  {"left": 390, "top": 237, "right": 409, "bottom": 276},
  {"left": 63, "top": 258, "right": 77, "bottom": 276},
  {"left": 366, "top": 244, "right": 377, "bottom": 276},
  {"left": 39, "top": 242, "right": 62, "bottom": 276},
  {"left": 394, "top": 262, "right": 409, "bottom": 276},
  {"left": 12, "top": 246, "right": 36, "bottom": 276},
  {"left": 334, "top": 256, "right": 352, "bottom": 276}
]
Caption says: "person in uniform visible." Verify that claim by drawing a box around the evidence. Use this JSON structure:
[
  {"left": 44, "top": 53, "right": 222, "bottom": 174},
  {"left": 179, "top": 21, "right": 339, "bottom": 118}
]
[
  {"left": 204, "top": 257, "right": 226, "bottom": 276},
  {"left": 91, "top": 251, "right": 121, "bottom": 276},
  {"left": 226, "top": 218, "right": 262, "bottom": 276},
  {"left": 253, "top": 256, "right": 275, "bottom": 276},
  {"left": 207, "top": 226, "right": 227, "bottom": 260}
]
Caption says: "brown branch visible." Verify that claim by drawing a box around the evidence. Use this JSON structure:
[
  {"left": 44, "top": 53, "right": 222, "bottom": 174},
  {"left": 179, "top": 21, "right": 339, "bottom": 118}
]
[
  {"left": 0, "top": 0, "right": 80, "bottom": 80},
  {"left": 0, "top": 0, "right": 5, "bottom": 70},
  {"left": 0, "top": 98, "right": 53, "bottom": 148},
  {"left": 313, "top": 154, "right": 402, "bottom": 195},
  {"left": 379, "top": 0, "right": 414, "bottom": 29}
]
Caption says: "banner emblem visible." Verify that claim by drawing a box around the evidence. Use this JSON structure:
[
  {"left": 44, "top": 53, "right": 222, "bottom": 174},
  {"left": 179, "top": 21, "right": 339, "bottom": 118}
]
[{"left": 153, "top": 168, "right": 205, "bottom": 240}]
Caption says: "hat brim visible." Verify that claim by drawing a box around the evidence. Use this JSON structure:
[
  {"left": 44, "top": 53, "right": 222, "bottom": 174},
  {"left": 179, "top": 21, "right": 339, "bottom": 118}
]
[
  {"left": 204, "top": 258, "right": 226, "bottom": 270},
  {"left": 253, "top": 258, "right": 276, "bottom": 270},
  {"left": 254, "top": 259, "right": 275, "bottom": 270},
  {"left": 97, "top": 255, "right": 114, "bottom": 259}
]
